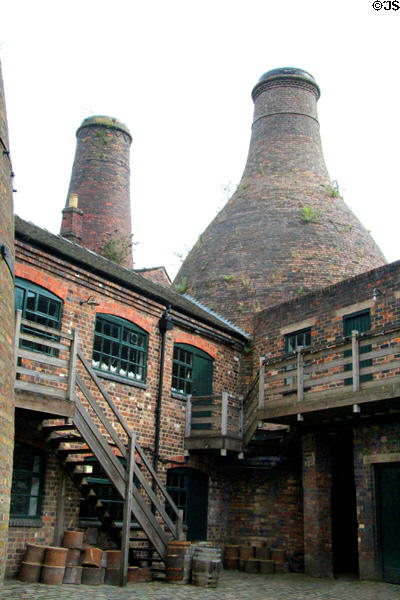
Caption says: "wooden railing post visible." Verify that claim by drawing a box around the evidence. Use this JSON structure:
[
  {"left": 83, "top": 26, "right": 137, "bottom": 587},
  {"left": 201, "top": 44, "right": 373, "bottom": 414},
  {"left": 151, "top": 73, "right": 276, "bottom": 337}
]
[
  {"left": 297, "top": 346, "right": 304, "bottom": 403},
  {"left": 221, "top": 392, "right": 228, "bottom": 436},
  {"left": 14, "top": 309, "right": 22, "bottom": 370},
  {"left": 67, "top": 328, "right": 79, "bottom": 402},
  {"left": 177, "top": 509, "right": 185, "bottom": 541},
  {"left": 120, "top": 432, "right": 135, "bottom": 587},
  {"left": 185, "top": 395, "right": 192, "bottom": 438},
  {"left": 352, "top": 330, "right": 360, "bottom": 392},
  {"left": 258, "top": 357, "right": 265, "bottom": 410},
  {"left": 239, "top": 396, "right": 244, "bottom": 440}
]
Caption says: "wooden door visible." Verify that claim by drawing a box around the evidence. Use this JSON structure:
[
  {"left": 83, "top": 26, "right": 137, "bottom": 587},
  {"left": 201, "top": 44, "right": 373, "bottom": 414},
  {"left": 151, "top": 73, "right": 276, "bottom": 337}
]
[{"left": 376, "top": 463, "right": 400, "bottom": 583}]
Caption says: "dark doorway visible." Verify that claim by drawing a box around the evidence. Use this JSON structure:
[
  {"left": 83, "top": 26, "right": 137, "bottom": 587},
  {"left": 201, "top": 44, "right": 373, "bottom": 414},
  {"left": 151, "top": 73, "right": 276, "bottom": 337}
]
[
  {"left": 376, "top": 463, "right": 400, "bottom": 583},
  {"left": 166, "top": 467, "right": 209, "bottom": 540},
  {"left": 331, "top": 431, "right": 359, "bottom": 576}
]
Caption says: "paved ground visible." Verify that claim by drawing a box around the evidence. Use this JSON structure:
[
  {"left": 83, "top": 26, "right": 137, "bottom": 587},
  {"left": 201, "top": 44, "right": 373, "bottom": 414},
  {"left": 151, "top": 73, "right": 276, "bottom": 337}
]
[{"left": 2, "top": 570, "right": 400, "bottom": 600}]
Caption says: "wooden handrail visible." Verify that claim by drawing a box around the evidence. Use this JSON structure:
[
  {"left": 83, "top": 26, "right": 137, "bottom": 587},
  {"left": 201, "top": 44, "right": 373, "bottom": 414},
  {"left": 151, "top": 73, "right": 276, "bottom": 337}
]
[{"left": 261, "top": 327, "right": 400, "bottom": 404}]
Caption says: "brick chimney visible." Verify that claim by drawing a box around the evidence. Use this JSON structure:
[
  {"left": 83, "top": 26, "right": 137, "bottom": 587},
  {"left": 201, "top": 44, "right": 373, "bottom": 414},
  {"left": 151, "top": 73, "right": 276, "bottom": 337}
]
[
  {"left": 61, "top": 116, "right": 133, "bottom": 268},
  {"left": 174, "top": 68, "right": 386, "bottom": 331}
]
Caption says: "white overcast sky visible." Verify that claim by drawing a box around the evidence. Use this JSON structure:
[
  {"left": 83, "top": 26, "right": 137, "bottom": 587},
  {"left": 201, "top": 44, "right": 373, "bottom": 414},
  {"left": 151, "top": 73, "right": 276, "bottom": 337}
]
[{"left": 1, "top": 0, "right": 399, "bottom": 278}]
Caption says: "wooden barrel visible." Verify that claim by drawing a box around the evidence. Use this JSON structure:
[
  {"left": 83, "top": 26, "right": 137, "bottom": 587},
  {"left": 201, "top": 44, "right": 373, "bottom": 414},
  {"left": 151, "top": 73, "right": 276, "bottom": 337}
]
[
  {"left": 105, "top": 567, "right": 120, "bottom": 585},
  {"left": 66, "top": 548, "right": 81, "bottom": 566},
  {"left": 63, "top": 566, "right": 83, "bottom": 584},
  {"left": 260, "top": 559, "right": 275, "bottom": 574},
  {"left": 81, "top": 547, "right": 103, "bottom": 567},
  {"left": 41, "top": 565, "right": 65, "bottom": 585},
  {"left": 23, "top": 543, "right": 46, "bottom": 564},
  {"left": 192, "top": 545, "right": 222, "bottom": 588},
  {"left": 223, "top": 544, "right": 239, "bottom": 569},
  {"left": 244, "top": 558, "right": 260, "bottom": 573},
  {"left": 127, "top": 566, "right": 152, "bottom": 583},
  {"left": 165, "top": 540, "right": 192, "bottom": 584},
  {"left": 106, "top": 550, "right": 122, "bottom": 569},
  {"left": 81, "top": 566, "right": 105, "bottom": 585},
  {"left": 255, "top": 546, "right": 270, "bottom": 560},
  {"left": 62, "top": 530, "right": 84, "bottom": 549},
  {"left": 19, "top": 561, "right": 42, "bottom": 583},
  {"left": 270, "top": 548, "right": 286, "bottom": 562},
  {"left": 43, "top": 547, "right": 68, "bottom": 567}
]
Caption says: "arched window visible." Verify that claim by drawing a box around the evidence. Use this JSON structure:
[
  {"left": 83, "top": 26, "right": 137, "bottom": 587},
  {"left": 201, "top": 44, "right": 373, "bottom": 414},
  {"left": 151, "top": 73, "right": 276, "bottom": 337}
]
[
  {"left": 172, "top": 344, "right": 213, "bottom": 397},
  {"left": 15, "top": 277, "right": 63, "bottom": 355},
  {"left": 92, "top": 314, "right": 148, "bottom": 383}
]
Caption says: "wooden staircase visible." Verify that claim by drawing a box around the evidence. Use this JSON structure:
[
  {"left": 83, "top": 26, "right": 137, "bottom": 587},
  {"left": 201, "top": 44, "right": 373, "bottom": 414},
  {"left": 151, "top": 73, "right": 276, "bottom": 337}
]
[{"left": 14, "top": 311, "right": 184, "bottom": 585}]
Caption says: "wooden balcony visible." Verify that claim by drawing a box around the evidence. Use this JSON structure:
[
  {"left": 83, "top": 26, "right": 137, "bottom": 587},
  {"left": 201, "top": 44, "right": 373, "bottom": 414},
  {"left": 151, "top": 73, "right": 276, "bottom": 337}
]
[
  {"left": 184, "top": 393, "right": 244, "bottom": 456},
  {"left": 258, "top": 327, "right": 400, "bottom": 424},
  {"left": 14, "top": 311, "right": 77, "bottom": 417}
]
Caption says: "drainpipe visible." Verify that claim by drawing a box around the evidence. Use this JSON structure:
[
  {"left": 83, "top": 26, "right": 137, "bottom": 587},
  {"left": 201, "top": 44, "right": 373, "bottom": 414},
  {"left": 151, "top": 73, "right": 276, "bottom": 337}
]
[{"left": 153, "top": 305, "right": 174, "bottom": 472}]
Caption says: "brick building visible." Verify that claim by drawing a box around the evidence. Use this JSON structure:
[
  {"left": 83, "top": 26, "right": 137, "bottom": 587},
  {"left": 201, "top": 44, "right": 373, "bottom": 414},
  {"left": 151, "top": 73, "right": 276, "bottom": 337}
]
[{"left": 2, "top": 65, "right": 400, "bottom": 586}]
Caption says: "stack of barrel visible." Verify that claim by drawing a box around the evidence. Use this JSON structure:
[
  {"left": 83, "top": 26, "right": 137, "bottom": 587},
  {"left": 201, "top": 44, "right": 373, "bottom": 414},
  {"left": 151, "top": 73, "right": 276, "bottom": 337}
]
[
  {"left": 223, "top": 543, "right": 289, "bottom": 575},
  {"left": 165, "top": 541, "right": 222, "bottom": 588}
]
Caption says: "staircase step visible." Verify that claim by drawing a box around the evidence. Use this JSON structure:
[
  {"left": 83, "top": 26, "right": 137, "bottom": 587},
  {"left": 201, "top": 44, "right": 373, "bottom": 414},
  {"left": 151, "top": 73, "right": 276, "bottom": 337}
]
[
  {"left": 57, "top": 449, "right": 94, "bottom": 458},
  {"left": 83, "top": 476, "right": 112, "bottom": 485},
  {"left": 49, "top": 435, "right": 85, "bottom": 445},
  {"left": 41, "top": 424, "right": 77, "bottom": 433}
]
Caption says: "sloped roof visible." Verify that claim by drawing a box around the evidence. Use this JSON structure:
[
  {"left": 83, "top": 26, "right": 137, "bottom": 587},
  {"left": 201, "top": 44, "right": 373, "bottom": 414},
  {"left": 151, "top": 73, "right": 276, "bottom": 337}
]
[{"left": 15, "top": 216, "right": 248, "bottom": 342}]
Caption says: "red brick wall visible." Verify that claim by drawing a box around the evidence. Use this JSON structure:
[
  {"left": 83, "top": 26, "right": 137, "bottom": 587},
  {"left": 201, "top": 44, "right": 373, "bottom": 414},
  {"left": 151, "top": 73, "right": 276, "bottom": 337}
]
[
  {"left": 9, "top": 235, "right": 242, "bottom": 572},
  {"left": 6, "top": 455, "right": 80, "bottom": 577},
  {"left": 0, "top": 60, "right": 15, "bottom": 585}
]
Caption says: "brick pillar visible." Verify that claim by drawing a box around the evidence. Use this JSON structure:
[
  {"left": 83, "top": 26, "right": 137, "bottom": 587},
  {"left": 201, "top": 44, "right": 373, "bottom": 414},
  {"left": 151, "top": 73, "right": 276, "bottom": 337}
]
[
  {"left": 302, "top": 433, "right": 333, "bottom": 577},
  {"left": 0, "top": 58, "right": 15, "bottom": 585}
]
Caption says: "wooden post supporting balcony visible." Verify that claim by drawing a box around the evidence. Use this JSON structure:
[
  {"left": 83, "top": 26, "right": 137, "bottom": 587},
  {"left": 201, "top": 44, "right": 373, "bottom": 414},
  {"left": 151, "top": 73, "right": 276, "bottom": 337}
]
[
  {"left": 14, "top": 310, "right": 22, "bottom": 369},
  {"left": 258, "top": 357, "right": 265, "bottom": 410},
  {"left": 297, "top": 346, "right": 304, "bottom": 421},
  {"left": 67, "top": 328, "right": 78, "bottom": 402},
  {"left": 352, "top": 330, "right": 360, "bottom": 393},
  {"left": 297, "top": 346, "right": 304, "bottom": 402}
]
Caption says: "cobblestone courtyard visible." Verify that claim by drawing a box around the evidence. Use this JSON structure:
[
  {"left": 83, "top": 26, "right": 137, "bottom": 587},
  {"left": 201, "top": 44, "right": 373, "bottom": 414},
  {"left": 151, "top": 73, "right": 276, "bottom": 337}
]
[{"left": 2, "top": 570, "right": 400, "bottom": 600}]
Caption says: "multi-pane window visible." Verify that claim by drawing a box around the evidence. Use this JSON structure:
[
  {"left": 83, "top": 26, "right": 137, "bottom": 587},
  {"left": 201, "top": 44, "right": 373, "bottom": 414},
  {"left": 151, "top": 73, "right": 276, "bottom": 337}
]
[
  {"left": 171, "top": 344, "right": 213, "bottom": 397},
  {"left": 172, "top": 346, "right": 193, "bottom": 395},
  {"left": 92, "top": 315, "right": 148, "bottom": 383},
  {"left": 15, "top": 278, "right": 62, "bottom": 355},
  {"left": 166, "top": 470, "right": 187, "bottom": 523},
  {"left": 284, "top": 328, "right": 311, "bottom": 387},
  {"left": 285, "top": 328, "right": 311, "bottom": 353},
  {"left": 10, "top": 443, "right": 46, "bottom": 519}
]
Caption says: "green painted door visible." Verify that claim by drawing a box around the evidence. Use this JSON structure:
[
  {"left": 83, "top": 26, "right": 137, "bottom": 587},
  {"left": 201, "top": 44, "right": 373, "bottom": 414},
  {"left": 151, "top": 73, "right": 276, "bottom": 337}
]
[
  {"left": 376, "top": 463, "right": 400, "bottom": 583},
  {"left": 166, "top": 468, "right": 209, "bottom": 540},
  {"left": 192, "top": 355, "right": 213, "bottom": 397}
]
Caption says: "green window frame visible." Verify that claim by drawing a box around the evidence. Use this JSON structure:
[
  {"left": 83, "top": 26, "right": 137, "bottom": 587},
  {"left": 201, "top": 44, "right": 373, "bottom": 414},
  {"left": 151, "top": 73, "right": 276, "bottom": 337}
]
[
  {"left": 92, "top": 314, "right": 148, "bottom": 383},
  {"left": 343, "top": 309, "right": 372, "bottom": 385},
  {"left": 284, "top": 328, "right": 311, "bottom": 388},
  {"left": 10, "top": 443, "right": 46, "bottom": 520},
  {"left": 172, "top": 344, "right": 213, "bottom": 397},
  {"left": 285, "top": 327, "right": 311, "bottom": 354},
  {"left": 14, "top": 277, "right": 63, "bottom": 355}
]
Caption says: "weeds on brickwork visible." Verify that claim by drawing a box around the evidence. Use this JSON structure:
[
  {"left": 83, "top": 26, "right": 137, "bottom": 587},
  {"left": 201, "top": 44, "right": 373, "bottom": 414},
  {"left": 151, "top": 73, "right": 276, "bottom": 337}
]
[
  {"left": 221, "top": 274, "right": 234, "bottom": 282},
  {"left": 238, "top": 301, "right": 244, "bottom": 312},
  {"left": 174, "top": 276, "right": 188, "bottom": 294},
  {"left": 300, "top": 205, "right": 321, "bottom": 223},
  {"left": 291, "top": 250, "right": 298, "bottom": 259},
  {"left": 297, "top": 286, "right": 304, "bottom": 295},
  {"left": 241, "top": 278, "right": 250, "bottom": 288},
  {"left": 326, "top": 180, "right": 341, "bottom": 197},
  {"left": 244, "top": 339, "right": 254, "bottom": 354},
  {"left": 98, "top": 230, "right": 135, "bottom": 264}
]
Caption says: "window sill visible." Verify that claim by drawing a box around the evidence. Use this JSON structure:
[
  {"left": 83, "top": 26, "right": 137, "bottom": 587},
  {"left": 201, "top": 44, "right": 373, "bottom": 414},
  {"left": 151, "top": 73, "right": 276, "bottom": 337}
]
[
  {"left": 171, "top": 392, "right": 189, "bottom": 401},
  {"left": 94, "top": 370, "right": 147, "bottom": 389},
  {"left": 9, "top": 518, "right": 43, "bottom": 528}
]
